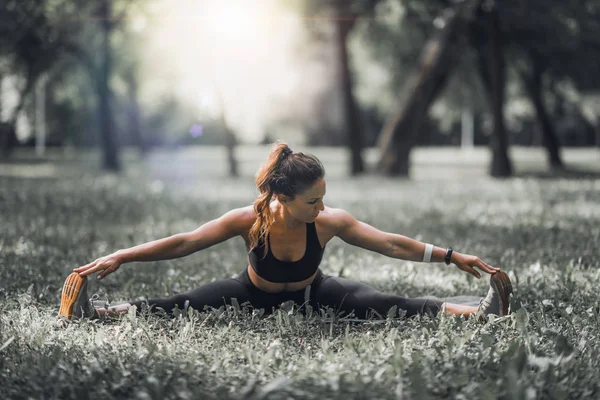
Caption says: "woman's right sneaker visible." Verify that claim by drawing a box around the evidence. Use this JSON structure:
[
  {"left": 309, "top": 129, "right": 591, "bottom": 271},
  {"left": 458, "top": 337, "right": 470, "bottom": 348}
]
[
  {"left": 477, "top": 270, "right": 513, "bottom": 320},
  {"left": 58, "top": 272, "right": 98, "bottom": 320}
]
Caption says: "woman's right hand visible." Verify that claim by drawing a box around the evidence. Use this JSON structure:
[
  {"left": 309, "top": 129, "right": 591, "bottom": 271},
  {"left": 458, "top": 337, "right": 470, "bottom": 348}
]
[{"left": 73, "top": 253, "right": 123, "bottom": 280}]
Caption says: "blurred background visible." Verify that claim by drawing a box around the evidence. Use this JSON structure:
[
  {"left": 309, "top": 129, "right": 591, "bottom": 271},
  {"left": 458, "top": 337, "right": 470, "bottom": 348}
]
[{"left": 1, "top": 0, "right": 599, "bottom": 179}]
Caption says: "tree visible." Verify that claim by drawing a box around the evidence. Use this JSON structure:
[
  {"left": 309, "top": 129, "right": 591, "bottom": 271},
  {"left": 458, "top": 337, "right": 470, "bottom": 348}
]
[
  {"left": 96, "top": 0, "right": 119, "bottom": 170},
  {"left": 0, "top": 0, "right": 143, "bottom": 170},
  {"left": 376, "top": 0, "right": 485, "bottom": 176},
  {"left": 0, "top": 0, "right": 75, "bottom": 156},
  {"left": 503, "top": 0, "right": 600, "bottom": 167},
  {"left": 357, "top": 0, "right": 600, "bottom": 176},
  {"left": 214, "top": 88, "right": 238, "bottom": 177},
  {"left": 517, "top": 52, "right": 562, "bottom": 168},
  {"left": 333, "top": 0, "right": 365, "bottom": 174},
  {"left": 471, "top": 1, "right": 512, "bottom": 177},
  {"left": 296, "top": 0, "right": 381, "bottom": 175},
  {"left": 116, "top": 26, "right": 148, "bottom": 156},
  {"left": 74, "top": 0, "right": 141, "bottom": 171}
]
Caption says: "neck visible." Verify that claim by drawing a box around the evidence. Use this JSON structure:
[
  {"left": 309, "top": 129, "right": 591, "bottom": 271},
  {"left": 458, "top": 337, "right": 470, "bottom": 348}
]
[{"left": 271, "top": 201, "right": 303, "bottom": 231}]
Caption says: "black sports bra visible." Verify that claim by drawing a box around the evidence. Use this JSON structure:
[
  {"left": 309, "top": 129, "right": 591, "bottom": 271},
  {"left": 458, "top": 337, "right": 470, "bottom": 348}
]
[{"left": 247, "top": 222, "right": 325, "bottom": 283}]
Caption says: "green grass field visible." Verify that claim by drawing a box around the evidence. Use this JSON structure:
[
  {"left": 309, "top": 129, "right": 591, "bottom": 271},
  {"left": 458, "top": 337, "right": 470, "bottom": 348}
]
[{"left": 1, "top": 147, "right": 599, "bottom": 399}]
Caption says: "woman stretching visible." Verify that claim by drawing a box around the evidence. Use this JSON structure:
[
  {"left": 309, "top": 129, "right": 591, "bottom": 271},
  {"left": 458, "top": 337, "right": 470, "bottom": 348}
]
[{"left": 59, "top": 143, "right": 512, "bottom": 321}]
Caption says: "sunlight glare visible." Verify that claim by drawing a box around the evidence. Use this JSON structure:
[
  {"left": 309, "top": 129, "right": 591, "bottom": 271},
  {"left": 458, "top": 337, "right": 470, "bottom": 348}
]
[
  {"left": 206, "top": 2, "right": 258, "bottom": 41},
  {"left": 138, "top": 0, "right": 304, "bottom": 142}
]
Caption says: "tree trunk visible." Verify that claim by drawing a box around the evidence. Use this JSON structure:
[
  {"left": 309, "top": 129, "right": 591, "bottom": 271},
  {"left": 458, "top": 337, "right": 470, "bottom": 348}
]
[
  {"left": 335, "top": 1, "right": 364, "bottom": 175},
  {"left": 225, "top": 129, "right": 238, "bottom": 177},
  {"left": 214, "top": 88, "right": 238, "bottom": 177},
  {"left": 476, "top": 4, "right": 512, "bottom": 177},
  {"left": 0, "top": 122, "right": 16, "bottom": 157},
  {"left": 1, "top": 66, "right": 37, "bottom": 156},
  {"left": 0, "top": 71, "right": 3, "bottom": 118},
  {"left": 377, "top": 0, "right": 482, "bottom": 176},
  {"left": 523, "top": 54, "right": 563, "bottom": 168},
  {"left": 127, "top": 74, "right": 147, "bottom": 157},
  {"left": 596, "top": 116, "right": 600, "bottom": 148},
  {"left": 98, "top": 0, "right": 120, "bottom": 171},
  {"left": 35, "top": 73, "right": 48, "bottom": 157}
]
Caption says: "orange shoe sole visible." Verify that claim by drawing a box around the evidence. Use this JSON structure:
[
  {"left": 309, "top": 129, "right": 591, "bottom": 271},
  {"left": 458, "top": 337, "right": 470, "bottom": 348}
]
[
  {"left": 59, "top": 272, "right": 86, "bottom": 320},
  {"left": 491, "top": 270, "right": 513, "bottom": 316}
]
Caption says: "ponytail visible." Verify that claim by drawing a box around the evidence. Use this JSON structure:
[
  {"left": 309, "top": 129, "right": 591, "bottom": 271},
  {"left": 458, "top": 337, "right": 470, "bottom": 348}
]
[{"left": 249, "top": 142, "right": 291, "bottom": 257}]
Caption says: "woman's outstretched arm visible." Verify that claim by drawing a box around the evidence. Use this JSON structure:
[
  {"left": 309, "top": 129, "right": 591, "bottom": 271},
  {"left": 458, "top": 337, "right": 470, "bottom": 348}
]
[
  {"left": 74, "top": 206, "right": 254, "bottom": 280},
  {"left": 332, "top": 208, "right": 499, "bottom": 279}
]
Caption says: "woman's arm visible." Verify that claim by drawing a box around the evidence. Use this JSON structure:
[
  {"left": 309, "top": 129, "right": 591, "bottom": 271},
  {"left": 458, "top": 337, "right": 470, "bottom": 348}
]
[
  {"left": 75, "top": 207, "right": 254, "bottom": 280},
  {"left": 117, "top": 207, "right": 252, "bottom": 262},
  {"left": 333, "top": 208, "right": 499, "bottom": 278}
]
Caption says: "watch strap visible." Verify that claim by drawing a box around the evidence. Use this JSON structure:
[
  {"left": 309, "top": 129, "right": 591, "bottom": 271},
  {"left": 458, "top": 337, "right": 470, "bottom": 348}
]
[{"left": 445, "top": 247, "right": 453, "bottom": 265}]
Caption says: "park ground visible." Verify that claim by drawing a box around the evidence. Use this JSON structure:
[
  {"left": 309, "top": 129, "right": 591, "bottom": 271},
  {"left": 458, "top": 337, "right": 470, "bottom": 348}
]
[{"left": 1, "top": 146, "right": 599, "bottom": 399}]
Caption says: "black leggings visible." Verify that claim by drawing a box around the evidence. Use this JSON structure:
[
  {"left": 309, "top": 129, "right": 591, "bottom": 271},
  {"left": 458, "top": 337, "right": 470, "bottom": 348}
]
[{"left": 131, "top": 268, "right": 443, "bottom": 319}]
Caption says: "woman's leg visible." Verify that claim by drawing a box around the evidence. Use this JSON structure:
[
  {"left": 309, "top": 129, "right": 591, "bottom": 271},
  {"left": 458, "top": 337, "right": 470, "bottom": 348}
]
[
  {"left": 96, "top": 277, "right": 254, "bottom": 316},
  {"left": 313, "top": 276, "right": 445, "bottom": 319}
]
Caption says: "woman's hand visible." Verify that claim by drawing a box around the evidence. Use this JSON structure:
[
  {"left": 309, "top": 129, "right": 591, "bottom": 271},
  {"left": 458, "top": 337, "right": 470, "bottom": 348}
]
[
  {"left": 451, "top": 252, "right": 500, "bottom": 279},
  {"left": 73, "top": 253, "right": 123, "bottom": 280}
]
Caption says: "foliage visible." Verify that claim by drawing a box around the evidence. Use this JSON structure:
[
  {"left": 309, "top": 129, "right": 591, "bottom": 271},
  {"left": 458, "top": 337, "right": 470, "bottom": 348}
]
[
  {"left": 497, "top": 0, "right": 600, "bottom": 91},
  {"left": 1, "top": 150, "right": 600, "bottom": 398},
  {"left": 349, "top": 0, "right": 488, "bottom": 131},
  {"left": 347, "top": 0, "right": 600, "bottom": 145},
  {"left": 0, "top": 0, "right": 73, "bottom": 75}
]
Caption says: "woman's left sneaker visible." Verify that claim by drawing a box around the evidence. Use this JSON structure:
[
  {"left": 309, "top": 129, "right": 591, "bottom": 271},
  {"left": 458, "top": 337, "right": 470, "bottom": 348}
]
[
  {"left": 478, "top": 270, "right": 513, "bottom": 319},
  {"left": 58, "top": 272, "right": 98, "bottom": 320}
]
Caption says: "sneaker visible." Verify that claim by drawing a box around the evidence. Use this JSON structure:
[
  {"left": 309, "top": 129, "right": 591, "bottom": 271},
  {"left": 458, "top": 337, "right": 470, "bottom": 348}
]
[
  {"left": 478, "top": 270, "right": 513, "bottom": 319},
  {"left": 58, "top": 272, "right": 98, "bottom": 320}
]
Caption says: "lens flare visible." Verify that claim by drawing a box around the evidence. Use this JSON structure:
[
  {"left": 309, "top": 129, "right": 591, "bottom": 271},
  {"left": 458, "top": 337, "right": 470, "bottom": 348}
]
[{"left": 189, "top": 124, "right": 204, "bottom": 138}]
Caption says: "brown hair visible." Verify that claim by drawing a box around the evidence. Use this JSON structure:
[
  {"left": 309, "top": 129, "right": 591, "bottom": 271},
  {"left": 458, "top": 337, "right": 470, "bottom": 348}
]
[{"left": 249, "top": 142, "right": 325, "bottom": 257}]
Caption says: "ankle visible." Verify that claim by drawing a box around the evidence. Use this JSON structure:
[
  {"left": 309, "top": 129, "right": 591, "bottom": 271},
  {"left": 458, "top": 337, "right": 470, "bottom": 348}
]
[{"left": 97, "top": 303, "right": 133, "bottom": 316}]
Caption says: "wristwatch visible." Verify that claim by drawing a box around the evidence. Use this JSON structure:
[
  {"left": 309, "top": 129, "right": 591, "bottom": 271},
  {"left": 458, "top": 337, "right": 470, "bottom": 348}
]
[{"left": 444, "top": 247, "right": 453, "bottom": 265}]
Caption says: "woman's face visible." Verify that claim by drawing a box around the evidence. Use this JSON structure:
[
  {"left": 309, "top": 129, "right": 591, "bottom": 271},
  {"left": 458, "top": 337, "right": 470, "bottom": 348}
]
[{"left": 279, "top": 178, "right": 326, "bottom": 223}]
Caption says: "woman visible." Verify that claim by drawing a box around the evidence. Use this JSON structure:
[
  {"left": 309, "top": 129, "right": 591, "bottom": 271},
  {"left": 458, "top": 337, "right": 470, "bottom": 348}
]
[{"left": 59, "top": 143, "right": 512, "bottom": 322}]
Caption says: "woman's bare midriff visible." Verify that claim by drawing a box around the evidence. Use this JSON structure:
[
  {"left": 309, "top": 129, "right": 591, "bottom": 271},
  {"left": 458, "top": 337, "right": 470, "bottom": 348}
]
[{"left": 246, "top": 263, "right": 318, "bottom": 293}]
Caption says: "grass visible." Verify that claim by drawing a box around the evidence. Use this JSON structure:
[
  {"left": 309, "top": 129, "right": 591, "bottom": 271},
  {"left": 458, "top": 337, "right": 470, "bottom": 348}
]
[{"left": 1, "top": 147, "right": 600, "bottom": 399}]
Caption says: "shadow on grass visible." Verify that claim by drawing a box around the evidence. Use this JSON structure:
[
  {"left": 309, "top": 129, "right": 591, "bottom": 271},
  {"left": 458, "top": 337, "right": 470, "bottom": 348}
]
[
  {"left": 0, "top": 155, "right": 54, "bottom": 165},
  {"left": 516, "top": 165, "right": 600, "bottom": 180}
]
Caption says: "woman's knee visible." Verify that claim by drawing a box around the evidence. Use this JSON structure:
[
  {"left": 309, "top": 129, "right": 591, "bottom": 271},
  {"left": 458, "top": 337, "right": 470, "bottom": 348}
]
[
  {"left": 314, "top": 276, "right": 375, "bottom": 317},
  {"left": 315, "top": 276, "right": 442, "bottom": 319},
  {"left": 170, "top": 294, "right": 194, "bottom": 310},
  {"left": 400, "top": 297, "right": 443, "bottom": 318},
  {"left": 133, "top": 278, "right": 253, "bottom": 315}
]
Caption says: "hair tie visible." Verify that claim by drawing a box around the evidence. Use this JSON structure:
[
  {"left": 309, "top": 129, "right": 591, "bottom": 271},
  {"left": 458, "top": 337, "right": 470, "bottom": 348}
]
[{"left": 281, "top": 147, "right": 293, "bottom": 159}]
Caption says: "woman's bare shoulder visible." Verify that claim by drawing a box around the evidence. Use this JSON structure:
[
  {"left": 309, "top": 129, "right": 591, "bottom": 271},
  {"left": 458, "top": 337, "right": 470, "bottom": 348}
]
[
  {"left": 229, "top": 205, "right": 256, "bottom": 225},
  {"left": 215, "top": 205, "right": 256, "bottom": 239},
  {"left": 316, "top": 206, "right": 353, "bottom": 230}
]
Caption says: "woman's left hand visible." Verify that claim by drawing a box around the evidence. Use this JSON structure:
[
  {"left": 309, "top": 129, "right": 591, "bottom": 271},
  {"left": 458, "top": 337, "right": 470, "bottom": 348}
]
[{"left": 450, "top": 252, "right": 500, "bottom": 278}]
